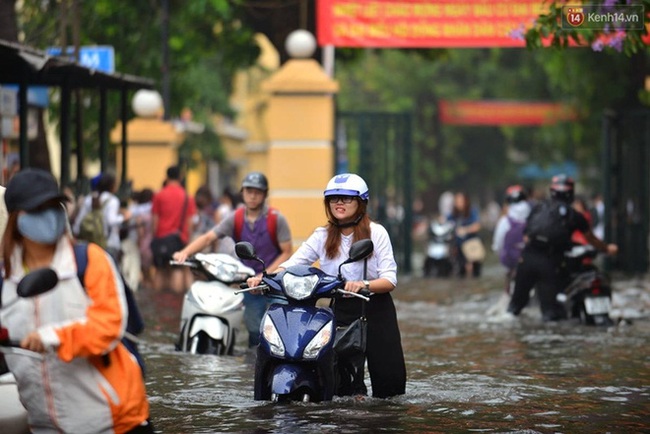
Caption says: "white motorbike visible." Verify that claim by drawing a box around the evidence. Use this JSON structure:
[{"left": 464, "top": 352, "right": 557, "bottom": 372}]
[
  {"left": 172, "top": 253, "right": 255, "bottom": 355},
  {"left": 423, "top": 219, "right": 455, "bottom": 277}
]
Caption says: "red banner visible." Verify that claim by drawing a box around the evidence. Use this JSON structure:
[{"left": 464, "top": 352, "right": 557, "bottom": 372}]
[
  {"left": 317, "top": 0, "right": 548, "bottom": 48},
  {"left": 439, "top": 100, "right": 578, "bottom": 126}
]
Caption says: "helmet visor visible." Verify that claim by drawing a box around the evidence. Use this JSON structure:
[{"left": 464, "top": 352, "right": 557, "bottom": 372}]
[{"left": 324, "top": 188, "right": 361, "bottom": 197}]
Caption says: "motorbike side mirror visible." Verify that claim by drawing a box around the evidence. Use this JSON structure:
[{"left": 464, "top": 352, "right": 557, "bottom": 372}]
[
  {"left": 348, "top": 239, "right": 374, "bottom": 263},
  {"left": 235, "top": 241, "right": 266, "bottom": 269},
  {"left": 16, "top": 268, "right": 59, "bottom": 299},
  {"left": 338, "top": 239, "right": 374, "bottom": 276},
  {"left": 235, "top": 241, "right": 257, "bottom": 260}
]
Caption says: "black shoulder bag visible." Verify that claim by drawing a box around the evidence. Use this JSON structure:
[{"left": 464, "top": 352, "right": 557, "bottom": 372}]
[{"left": 333, "top": 258, "right": 369, "bottom": 357}]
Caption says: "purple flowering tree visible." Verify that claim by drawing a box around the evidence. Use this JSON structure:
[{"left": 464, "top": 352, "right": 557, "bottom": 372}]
[{"left": 524, "top": 0, "right": 649, "bottom": 56}]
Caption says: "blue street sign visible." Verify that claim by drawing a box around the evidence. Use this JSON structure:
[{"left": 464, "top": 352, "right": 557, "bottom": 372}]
[
  {"left": 46, "top": 46, "right": 115, "bottom": 74},
  {"left": 2, "top": 85, "right": 49, "bottom": 108}
]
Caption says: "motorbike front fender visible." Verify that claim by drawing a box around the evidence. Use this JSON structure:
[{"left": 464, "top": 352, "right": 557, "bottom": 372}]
[
  {"left": 270, "top": 364, "right": 318, "bottom": 396},
  {"left": 189, "top": 316, "right": 227, "bottom": 341}
]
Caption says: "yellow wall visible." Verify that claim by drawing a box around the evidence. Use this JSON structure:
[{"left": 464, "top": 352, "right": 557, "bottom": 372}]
[
  {"left": 111, "top": 117, "right": 184, "bottom": 193},
  {"left": 269, "top": 196, "right": 328, "bottom": 240},
  {"left": 267, "top": 145, "right": 332, "bottom": 189},
  {"left": 118, "top": 144, "right": 177, "bottom": 191},
  {"left": 265, "top": 97, "right": 334, "bottom": 140},
  {"left": 113, "top": 33, "right": 339, "bottom": 250},
  {"left": 260, "top": 57, "right": 338, "bottom": 246}
]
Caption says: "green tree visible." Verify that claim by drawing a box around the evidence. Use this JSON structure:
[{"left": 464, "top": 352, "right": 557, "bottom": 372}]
[
  {"left": 524, "top": 0, "right": 650, "bottom": 56},
  {"left": 12, "top": 0, "right": 263, "bottom": 174}
]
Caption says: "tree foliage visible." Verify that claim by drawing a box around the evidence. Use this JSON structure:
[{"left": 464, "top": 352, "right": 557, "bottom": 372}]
[
  {"left": 335, "top": 43, "right": 644, "bottom": 210},
  {"left": 13, "top": 0, "right": 262, "bottom": 168},
  {"left": 523, "top": 0, "right": 650, "bottom": 56}
]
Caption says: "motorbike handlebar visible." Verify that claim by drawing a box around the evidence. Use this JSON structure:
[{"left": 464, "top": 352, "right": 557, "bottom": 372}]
[
  {"left": 0, "top": 339, "right": 21, "bottom": 347},
  {"left": 169, "top": 260, "right": 198, "bottom": 268},
  {"left": 235, "top": 284, "right": 269, "bottom": 295},
  {"left": 0, "top": 341, "right": 44, "bottom": 359},
  {"left": 336, "top": 288, "right": 370, "bottom": 301}
]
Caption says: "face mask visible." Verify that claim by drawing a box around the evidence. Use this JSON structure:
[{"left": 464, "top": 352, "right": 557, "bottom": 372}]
[{"left": 17, "top": 207, "right": 67, "bottom": 245}]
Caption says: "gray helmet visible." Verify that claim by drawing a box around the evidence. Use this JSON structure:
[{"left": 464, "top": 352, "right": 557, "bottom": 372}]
[{"left": 241, "top": 172, "right": 268, "bottom": 191}]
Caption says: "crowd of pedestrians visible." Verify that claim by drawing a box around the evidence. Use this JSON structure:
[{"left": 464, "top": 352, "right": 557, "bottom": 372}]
[{"left": 64, "top": 165, "right": 243, "bottom": 294}]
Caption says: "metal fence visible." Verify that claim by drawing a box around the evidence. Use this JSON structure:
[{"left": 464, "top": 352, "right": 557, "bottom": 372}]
[
  {"left": 335, "top": 111, "right": 413, "bottom": 273},
  {"left": 603, "top": 109, "right": 650, "bottom": 273}
]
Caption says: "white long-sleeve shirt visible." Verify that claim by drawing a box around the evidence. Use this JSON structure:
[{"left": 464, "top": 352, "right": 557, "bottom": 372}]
[{"left": 280, "top": 222, "right": 397, "bottom": 286}]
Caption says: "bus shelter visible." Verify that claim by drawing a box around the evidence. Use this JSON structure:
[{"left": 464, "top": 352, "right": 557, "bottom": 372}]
[{"left": 0, "top": 39, "right": 154, "bottom": 188}]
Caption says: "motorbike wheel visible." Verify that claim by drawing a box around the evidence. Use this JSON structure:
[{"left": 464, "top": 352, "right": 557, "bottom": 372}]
[
  {"left": 423, "top": 258, "right": 433, "bottom": 277},
  {"left": 190, "top": 332, "right": 225, "bottom": 355},
  {"left": 438, "top": 261, "right": 452, "bottom": 278},
  {"left": 579, "top": 304, "right": 592, "bottom": 325},
  {"left": 579, "top": 305, "right": 614, "bottom": 326},
  {"left": 226, "top": 330, "right": 237, "bottom": 356},
  {"left": 592, "top": 314, "right": 614, "bottom": 327}
]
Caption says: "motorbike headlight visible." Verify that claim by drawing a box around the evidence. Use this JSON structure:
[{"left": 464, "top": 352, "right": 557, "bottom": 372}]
[
  {"left": 303, "top": 321, "right": 333, "bottom": 360},
  {"left": 262, "top": 315, "right": 285, "bottom": 357},
  {"left": 282, "top": 274, "right": 319, "bottom": 300}
]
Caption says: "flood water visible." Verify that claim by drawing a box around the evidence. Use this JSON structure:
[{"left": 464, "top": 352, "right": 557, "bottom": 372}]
[{"left": 136, "top": 264, "right": 650, "bottom": 433}]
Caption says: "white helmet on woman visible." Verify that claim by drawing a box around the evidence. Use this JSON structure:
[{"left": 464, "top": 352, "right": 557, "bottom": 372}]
[{"left": 324, "top": 173, "right": 369, "bottom": 201}]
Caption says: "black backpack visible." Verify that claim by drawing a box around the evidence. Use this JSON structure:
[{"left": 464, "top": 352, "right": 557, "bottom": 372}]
[{"left": 525, "top": 200, "right": 572, "bottom": 249}]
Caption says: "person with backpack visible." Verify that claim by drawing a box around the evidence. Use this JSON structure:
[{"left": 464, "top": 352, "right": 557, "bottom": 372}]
[
  {"left": 506, "top": 175, "right": 618, "bottom": 322},
  {"left": 491, "top": 185, "right": 531, "bottom": 293},
  {"left": 0, "top": 168, "right": 153, "bottom": 433},
  {"left": 73, "top": 172, "right": 131, "bottom": 263},
  {"left": 172, "top": 172, "right": 293, "bottom": 347}
]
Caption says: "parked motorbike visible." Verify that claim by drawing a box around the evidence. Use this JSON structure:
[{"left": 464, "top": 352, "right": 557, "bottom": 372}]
[
  {"left": 172, "top": 253, "right": 255, "bottom": 355},
  {"left": 557, "top": 244, "right": 613, "bottom": 326},
  {"left": 423, "top": 219, "right": 455, "bottom": 277},
  {"left": 235, "top": 239, "right": 372, "bottom": 403}
]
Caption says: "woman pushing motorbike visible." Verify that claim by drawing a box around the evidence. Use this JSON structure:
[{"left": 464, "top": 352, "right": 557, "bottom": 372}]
[
  {"left": 246, "top": 173, "right": 406, "bottom": 398},
  {"left": 0, "top": 168, "right": 152, "bottom": 433}
]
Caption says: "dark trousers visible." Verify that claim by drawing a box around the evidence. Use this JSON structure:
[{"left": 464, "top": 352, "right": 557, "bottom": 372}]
[
  {"left": 243, "top": 292, "right": 269, "bottom": 347},
  {"left": 335, "top": 293, "right": 407, "bottom": 398},
  {"left": 508, "top": 247, "right": 569, "bottom": 321}
]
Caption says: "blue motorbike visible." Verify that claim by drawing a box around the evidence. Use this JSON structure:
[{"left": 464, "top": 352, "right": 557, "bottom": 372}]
[{"left": 235, "top": 239, "right": 372, "bottom": 403}]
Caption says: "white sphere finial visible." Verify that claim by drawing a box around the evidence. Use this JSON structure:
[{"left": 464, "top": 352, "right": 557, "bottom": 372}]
[
  {"left": 132, "top": 89, "right": 163, "bottom": 118},
  {"left": 285, "top": 29, "right": 317, "bottom": 59}
]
